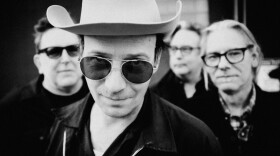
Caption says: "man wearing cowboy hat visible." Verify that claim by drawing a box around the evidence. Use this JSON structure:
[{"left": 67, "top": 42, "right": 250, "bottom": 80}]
[{"left": 45, "top": 0, "right": 222, "bottom": 155}]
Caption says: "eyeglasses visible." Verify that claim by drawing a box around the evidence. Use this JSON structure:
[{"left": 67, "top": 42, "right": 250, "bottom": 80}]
[
  {"left": 201, "top": 45, "right": 254, "bottom": 67},
  {"left": 38, "top": 45, "right": 80, "bottom": 59},
  {"left": 79, "top": 56, "right": 156, "bottom": 84},
  {"left": 168, "top": 45, "right": 200, "bottom": 56}
]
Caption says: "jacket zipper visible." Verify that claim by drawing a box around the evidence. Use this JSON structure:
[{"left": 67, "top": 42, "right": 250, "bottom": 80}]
[
  {"left": 63, "top": 130, "right": 67, "bottom": 156},
  {"left": 131, "top": 146, "right": 144, "bottom": 156}
]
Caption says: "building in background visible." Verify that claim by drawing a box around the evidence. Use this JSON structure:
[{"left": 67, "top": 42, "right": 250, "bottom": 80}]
[{"left": 0, "top": 0, "right": 279, "bottom": 98}]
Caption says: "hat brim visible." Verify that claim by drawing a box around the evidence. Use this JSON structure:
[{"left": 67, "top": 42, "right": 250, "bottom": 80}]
[
  {"left": 46, "top": 1, "right": 182, "bottom": 36},
  {"left": 269, "top": 67, "right": 280, "bottom": 79}
]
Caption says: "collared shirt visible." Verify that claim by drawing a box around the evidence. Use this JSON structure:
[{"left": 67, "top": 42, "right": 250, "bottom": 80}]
[{"left": 219, "top": 85, "right": 256, "bottom": 141}]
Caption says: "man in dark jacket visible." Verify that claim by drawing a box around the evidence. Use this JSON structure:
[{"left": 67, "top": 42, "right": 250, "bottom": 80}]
[
  {"left": 200, "top": 19, "right": 280, "bottom": 156},
  {"left": 150, "top": 21, "right": 208, "bottom": 115},
  {"left": 44, "top": 0, "right": 223, "bottom": 155},
  {"left": 0, "top": 17, "right": 89, "bottom": 156}
]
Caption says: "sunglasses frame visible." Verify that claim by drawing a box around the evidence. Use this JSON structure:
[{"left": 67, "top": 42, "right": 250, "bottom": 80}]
[
  {"left": 37, "top": 44, "right": 81, "bottom": 59},
  {"left": 79, "top": 56, "right": 157, "bottom": 84}
]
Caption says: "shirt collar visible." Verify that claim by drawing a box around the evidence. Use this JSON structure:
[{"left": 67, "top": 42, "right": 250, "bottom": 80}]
[{"left": 219, "top": 84, "right": 256, "bottom": 117}]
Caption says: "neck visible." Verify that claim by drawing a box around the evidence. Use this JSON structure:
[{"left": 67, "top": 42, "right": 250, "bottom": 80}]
[
  {"left": 184, "top": 82, "right": 198, "bottom": 98},
  {"left": 219, "top": 82, "right": 253, "bottom": 116},
  {"left": 43, "top": 79, "right": 83, "bottom": 96},
  {"left": 182, "top": 71, "right": 201, "bottom": 98},
  {"left": 180, "top": 67, "right": 202, "bottom": 83},
  {"left": 90, "top": 104, "right": 140, "bottom": 128},
  {"left": 90, "top": 103, "right": 141, "bottom": 152}
]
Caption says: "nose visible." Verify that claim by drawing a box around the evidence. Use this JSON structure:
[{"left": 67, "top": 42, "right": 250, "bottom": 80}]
[
  {"left": 60, "top": 50, "right": 71, "bottom": 63},
  {"left": 104, "top": 65, "right": 126, "bottom": 93},
  {"left": 217, "top": 55, "right": 231, "bottom": 70},
  {"left": 174, "top": 49, "right": 183, "bottom": 59}
]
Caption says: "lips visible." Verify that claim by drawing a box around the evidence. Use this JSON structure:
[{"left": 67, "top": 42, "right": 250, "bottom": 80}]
[
  {"left": 58, "top": 69, "right": 73, "bottom": 73},
  {"left": 174, "top": 64, "right": 187, "bottom": 68},
  {"left": 217, "top": 75, "right": 236, "bottom": 78},
  {"left": 101, "top": 94, "right": 130, "bottom": 101}
]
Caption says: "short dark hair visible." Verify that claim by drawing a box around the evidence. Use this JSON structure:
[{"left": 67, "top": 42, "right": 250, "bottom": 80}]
[
  {"left": 33, "top": 16, "right": 83, "bottom": 54},
  {"left": 166, "top": 21, "right": 203, "bottom": 45},
  {"left": 33, "top": 16, "right": 54, "bottom": 53}
]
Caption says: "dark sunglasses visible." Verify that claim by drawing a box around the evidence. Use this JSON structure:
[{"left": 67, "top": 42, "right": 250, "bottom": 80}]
[
  {"left": 80, "top": 56, "right": 155, "bottom": 84},
  {"left": 38, "top": 45, "right": 80, "bottom": 59}
]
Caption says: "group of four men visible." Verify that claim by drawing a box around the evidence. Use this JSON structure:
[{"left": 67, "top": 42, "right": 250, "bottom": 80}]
[{"left": 1, "top": 0, "right": 279, "bottom": 156}]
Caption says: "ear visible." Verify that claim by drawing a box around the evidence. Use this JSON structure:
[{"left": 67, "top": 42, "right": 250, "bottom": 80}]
[
  {"left": 251, "top": 50, "right": 259, "bottom": 67},
  {"left": 33, "top": 54, "right": 43, "bottom": 74},
  {"left": 153, "top": 49, "right": 162, "bottom": 73}
]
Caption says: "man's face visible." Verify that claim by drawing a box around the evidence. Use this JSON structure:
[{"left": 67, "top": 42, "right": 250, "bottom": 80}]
[
  {"left": 34, "top": 28, "right": 83, "bottom": 93},
  {"left": 82, "top": 35, "right": 156, "bottom": 118},
  {"left": 169, "top": 29, "right": 202, "bottom": 79},
  {"left": 204, "top": 29, "right": 258, "bottom": 93}
]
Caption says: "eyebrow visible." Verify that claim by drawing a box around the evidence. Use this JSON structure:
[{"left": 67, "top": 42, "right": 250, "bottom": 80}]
[
  {"left": 208, "top": 46, "right": 248, "bottom": 54},
  {"left": 85, "top": 51, "right": 112, "bottom": 58},
  {"left": 85, "top": 50, "right": 150, "bottom": 60},
  {"left": 124, "top": 53, "right": 150, "bottom": 60}
]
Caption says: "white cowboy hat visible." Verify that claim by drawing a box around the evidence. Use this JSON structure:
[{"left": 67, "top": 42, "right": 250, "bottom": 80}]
[{"left": 46, "top": 0, "right": 182, "bottom": 36}]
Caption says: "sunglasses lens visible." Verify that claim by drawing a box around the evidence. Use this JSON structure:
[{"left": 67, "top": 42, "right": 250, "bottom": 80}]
[
  {"left": 66, "top": 45, "right": 80, "bottom": 57},
  {"left": 80, "top": 57, "right": 111, "bottom": 80},
  {"left": 46, "top": 47, "right": 63, "bottom": 59},
  {"left": 122, "top": 61, "right": 153, "bottom": 84}
]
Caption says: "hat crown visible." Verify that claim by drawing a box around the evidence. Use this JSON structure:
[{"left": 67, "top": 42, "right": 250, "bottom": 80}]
[
  {"left": 81, "top": 0, "right": 161, "bottom": 24},
  {"left": 46, "top": 0, "right": 182, "bottom": 35}
]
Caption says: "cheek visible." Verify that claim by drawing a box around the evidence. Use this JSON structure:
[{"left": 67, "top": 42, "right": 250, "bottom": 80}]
[
  {"left": 85, "top": 79, "right": 99, "bottom": 92},
  {"left": 72, "top": 59, "right": 81, "bottom": 68},
  {"left": 205, "top": 68, "right": 217, "bottom": 80},
  {"left": 131, "top": 82, "right": 149, "bottom": 97},
  {"left": 41, "top": 62, "right": 57, "bottom": 75},
  {"left": 239, "top": 65, "right": 253, "bottom": 80},
  {"left": 188, "top": 57, "right": 202, "bottom": 65}
]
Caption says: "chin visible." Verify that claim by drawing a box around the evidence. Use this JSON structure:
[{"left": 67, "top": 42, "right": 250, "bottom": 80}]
[
  {"left": 174, "top": 69, "right": 189, "bottom": 76},
  {"left": 104, "top": 108, "right": 133, "bottom": 118},
  {"left": 57, "top": 78, "right": 79, "bottom": 88},
  {"left": 217, "top": 83, "right": 239, "bottom": 93},
  {"left": 100, "top": 100, "right": 140, "bottom": 118}
]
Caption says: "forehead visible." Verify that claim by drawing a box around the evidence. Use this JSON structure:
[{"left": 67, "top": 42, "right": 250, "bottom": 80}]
[
  {"left": 40, "top": 28, "right": 80, "bottom": 49},
  {"left": 205, "top": 28, "right": 248, "bottom": 53},
  {"left": 83, "top": 35, "right": 156, "bottom": 60},
  {"left": 171, "top": 29, "right": 200, "bottom": 46}
]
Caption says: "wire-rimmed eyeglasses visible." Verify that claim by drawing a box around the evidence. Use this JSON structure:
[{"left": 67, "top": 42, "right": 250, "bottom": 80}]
[
  {"left": 167, "top": 45, "right": 200, "bottom": 56},
  {"left": 201, "top": 44, "right": 254, "bottom": 67}
]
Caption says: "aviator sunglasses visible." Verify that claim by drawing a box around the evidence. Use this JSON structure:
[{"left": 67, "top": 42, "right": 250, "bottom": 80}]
[
  {"left": 38, "top": 44, "right": 80, "bottom": 59},
  {"left": 80, "top": 56, "right": 156, "bottom": 84}
]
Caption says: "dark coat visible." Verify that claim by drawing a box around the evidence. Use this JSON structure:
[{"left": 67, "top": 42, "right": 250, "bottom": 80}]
[
  {"left": 150, "top": 70, "right": 209, "bottom": 116},
  {"left": 45, "top": 90, "right": 223, "bottom": 156},
  {"left": 194, "top": 85, "right": 280, "bottom": 156},
  {"left": 0, "top": 75, "right": 89, "bottom": 156}
]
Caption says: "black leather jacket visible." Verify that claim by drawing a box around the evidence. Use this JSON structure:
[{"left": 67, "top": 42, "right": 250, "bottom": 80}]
[
  {"left": 46, "top": 90, "right": 223, "bottom": 156},
  {"left": 0, "top": 75, "right": 89, "bottom": 156}
]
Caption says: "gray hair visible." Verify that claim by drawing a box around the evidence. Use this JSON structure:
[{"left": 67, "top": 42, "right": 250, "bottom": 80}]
[{"left": 200, "top": 20, "right": 263, "bottom": 87}]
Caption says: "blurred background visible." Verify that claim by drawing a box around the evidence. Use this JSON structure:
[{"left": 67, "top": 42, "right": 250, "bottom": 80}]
[{"left": 0, "top": 0, "right": 279, "bottom": 98}]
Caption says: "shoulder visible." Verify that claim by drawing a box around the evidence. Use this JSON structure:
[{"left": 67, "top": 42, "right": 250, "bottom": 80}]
[
  {"left": 150, "top": 92, "right": 222, "bottom": 155},
  {"left": 255, "top": 85, "right": 280, "bottom": 106},
  {"left": 255, "top": 86, "right": 280, "bottom": 115},
  {"left": 149, "top": 70, "right": 182, "bottom": 98},
  {"left": 151, "top": 92, "right": 217, "bottom": 139},
  {"left": 0, "top": 77, "right": 40, "bottom": 109}
]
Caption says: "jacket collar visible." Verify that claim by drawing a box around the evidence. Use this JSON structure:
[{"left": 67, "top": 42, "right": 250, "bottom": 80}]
[
  {"left": 17, "top": 75, "right": 44, "bottom": 101},
  {"left": 136, "top": 90, "right": 177, "bottom": 153},
  {"left": 58, "top": 90, "right": 177, "bottom": 153}
]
